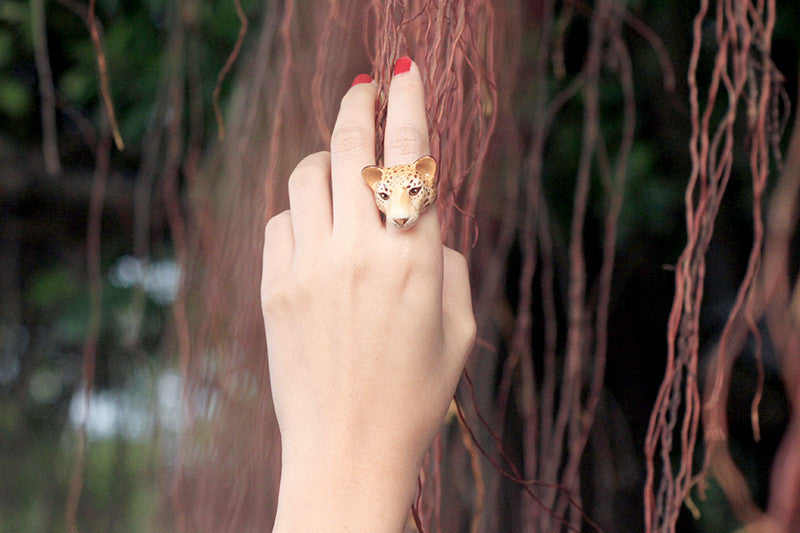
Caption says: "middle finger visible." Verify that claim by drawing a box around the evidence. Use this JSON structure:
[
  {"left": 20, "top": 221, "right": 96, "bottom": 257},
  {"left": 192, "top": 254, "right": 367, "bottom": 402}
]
[{"left": 384, "top": 57, "right": 440, "bottom": 242}]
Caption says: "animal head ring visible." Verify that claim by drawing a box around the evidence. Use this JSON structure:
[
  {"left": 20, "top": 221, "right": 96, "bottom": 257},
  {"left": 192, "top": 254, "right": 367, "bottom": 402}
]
[{"left": 361, "top": 155, "right": 438, "bottom": 230}]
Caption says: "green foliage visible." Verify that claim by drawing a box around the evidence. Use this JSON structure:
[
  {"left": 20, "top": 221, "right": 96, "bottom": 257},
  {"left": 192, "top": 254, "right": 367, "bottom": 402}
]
[
  {"left": 617, "top": 141, "right": 684, "bottom": 247},
  {"left": 59, "top": 69, "right": 94, "bottom": 106},
  {"left": 1, "top": 0, "right": 260, "bottom": 150},
  {"left": 0, "top": 0, "right": 28, "bottom": 25},
  {"left": 0, "top": 77, "right": 30, "bottom": 117},
  {"left": 27, "top": 266, "right": 87, "bottom": 348},
  {"left": 27, "top": 266, "right": 79, "bottom": 314},
  {"left": 0, "top": 29, "right": 15, "bottom": 67},
  {"left": 0, "top": 3, "right": 32, "bottom": 125}
]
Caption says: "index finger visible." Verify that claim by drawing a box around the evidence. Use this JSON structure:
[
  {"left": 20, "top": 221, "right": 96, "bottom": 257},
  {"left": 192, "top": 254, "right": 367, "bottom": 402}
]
[{"left": 330, "top": 77, "right": 381, "bottom": 234}]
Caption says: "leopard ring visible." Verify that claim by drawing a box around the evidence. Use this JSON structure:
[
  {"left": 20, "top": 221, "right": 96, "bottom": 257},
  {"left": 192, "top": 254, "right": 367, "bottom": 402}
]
[{"left": 361, "top": 155, "right": 438, "bottom": 230}]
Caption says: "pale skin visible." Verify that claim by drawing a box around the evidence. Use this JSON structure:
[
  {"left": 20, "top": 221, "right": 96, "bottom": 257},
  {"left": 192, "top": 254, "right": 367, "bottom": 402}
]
[{"left": 261, "top": 58, "right": 476, "bottom": 532}]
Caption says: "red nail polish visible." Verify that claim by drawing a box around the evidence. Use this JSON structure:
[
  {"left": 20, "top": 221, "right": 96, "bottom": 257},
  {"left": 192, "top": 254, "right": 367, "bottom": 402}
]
[
  {"left": 351, "top": 73, "right": 373, "bottom": 86},
  {"left": 393, "top": 56, "right": 412, "bottom": 76}
]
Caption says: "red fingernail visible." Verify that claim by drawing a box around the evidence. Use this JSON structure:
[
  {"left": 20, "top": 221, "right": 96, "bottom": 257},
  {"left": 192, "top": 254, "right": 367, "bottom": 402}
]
[
  {"left": 393, "top": 56, "right": 412, "bottom": 76},
  {"left": 351, "top": 73, "right": 373, "bottom": 86}
]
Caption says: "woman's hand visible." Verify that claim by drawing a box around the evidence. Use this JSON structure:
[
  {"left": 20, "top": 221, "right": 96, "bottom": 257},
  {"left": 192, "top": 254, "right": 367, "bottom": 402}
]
[{"left": 261, "top": 57, "right": 475, "bottom": 532}]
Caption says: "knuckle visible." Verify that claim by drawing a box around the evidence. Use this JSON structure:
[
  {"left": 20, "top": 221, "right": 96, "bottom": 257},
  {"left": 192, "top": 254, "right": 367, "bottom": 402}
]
[
  {"left": 445, "top": 303, "right": 477, "bottom": 358},
  {"left": 288, "top": 166, "right": 323, "bottom": 195},
  {"left": 330, "top": 241, "right": 370, "bottom": 280},
  {"left": 261, "top": 279, "right": 289, "bottom": 316},
  {"left": 265, "top": 209, "right": 291, "bottom": 230},
  {"left": 386, "top": 126, "right": 427, "bottom": 157},
  {"left": 461, "top": 312, "right": 477, "bottom": 346},
  {"left": 444, "top": 246, "right": 468, "bottom": 268},
  {"left": 263, "top": 211, "right": 292, "bottom": 250},
  {"left": 288, "top": 155, "right": 329, "bottom": 194},
  {"left": 261, "top": 268, "right": 312, "bottom": 318},
  {"left": 444, "top": 247, "right": 471, "bottom": 284},
  {"left": 297, "top": 150, "right": 330, "bottom": 167},
  {"left": 330, "top": 124, "right": 373, "bottom": 155},
  {"left": 443, "top": 247, "right": 476, "bottom": 348}
]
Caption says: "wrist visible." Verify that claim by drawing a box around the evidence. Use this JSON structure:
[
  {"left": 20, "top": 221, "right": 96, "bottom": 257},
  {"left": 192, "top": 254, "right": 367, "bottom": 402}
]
[{"left": 272, "top": 442, "right": 420, "bottom": 533}]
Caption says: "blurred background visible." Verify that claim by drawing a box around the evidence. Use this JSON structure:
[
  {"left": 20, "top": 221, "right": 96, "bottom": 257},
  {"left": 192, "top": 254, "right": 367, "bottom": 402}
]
[
  {"left": 1, "top": 0, "right": 257, "bottom": 528},
  {"left": 1, "top": 0, "right": 799, "bottom": 531}
]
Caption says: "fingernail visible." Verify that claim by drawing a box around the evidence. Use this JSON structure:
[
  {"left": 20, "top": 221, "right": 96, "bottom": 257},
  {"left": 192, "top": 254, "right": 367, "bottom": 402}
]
[
  {"left": 351, "top": 73, "right": 373, "bottom": 86},
  {"left": 393, "top": 56, "right": 412, "bottom": 76}
]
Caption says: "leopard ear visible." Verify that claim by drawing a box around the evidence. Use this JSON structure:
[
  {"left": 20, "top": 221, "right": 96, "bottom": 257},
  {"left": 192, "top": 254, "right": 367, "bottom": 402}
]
[
  {"left": 414, "top": 155, "right": 437, "bottom": 186},
  {"left": 361, "top": 165, "right": 384, "bottom": 190}
]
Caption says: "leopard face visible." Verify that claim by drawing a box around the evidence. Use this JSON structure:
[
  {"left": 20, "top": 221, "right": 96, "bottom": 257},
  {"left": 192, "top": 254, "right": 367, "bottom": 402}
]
[{"left": 361, "top": 155, "right": 438, "bottom": 230}]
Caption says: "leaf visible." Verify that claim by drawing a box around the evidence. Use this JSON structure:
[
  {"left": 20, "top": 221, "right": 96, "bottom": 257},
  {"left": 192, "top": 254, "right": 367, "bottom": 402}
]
[
  {"left": 0, "top": 78, "right": 31, "bottom": 117},
  {"left": 59, "top": 69, "right": 95, "bottom": 104},
  {"left": 0, "top": 0, "right": 26, "bottom": 24},
  {"left": 27, "top": 267, "right": 78, "bottom": 313}
]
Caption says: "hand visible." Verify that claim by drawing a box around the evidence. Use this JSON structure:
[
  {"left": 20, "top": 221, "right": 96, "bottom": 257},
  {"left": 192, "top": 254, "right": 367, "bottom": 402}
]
[{"left": 261, "top": 58, "right": 476, "bottom": 532}]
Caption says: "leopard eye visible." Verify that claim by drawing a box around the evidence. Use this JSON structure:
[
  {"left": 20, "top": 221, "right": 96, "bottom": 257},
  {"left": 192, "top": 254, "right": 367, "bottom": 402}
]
[
  {"left": 378, "top": 192, "right": 390, "bottom": 201},
  {"left": 408, "top": 186, "right": 421, "bottom": 196}
]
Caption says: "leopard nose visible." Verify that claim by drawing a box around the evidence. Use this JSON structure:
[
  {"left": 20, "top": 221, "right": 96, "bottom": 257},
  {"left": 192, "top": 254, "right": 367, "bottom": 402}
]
[{"left": 394, "top": 217, "right": 409, "bottom": 226}]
